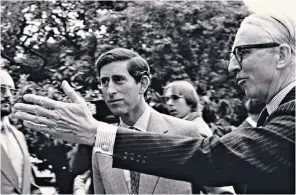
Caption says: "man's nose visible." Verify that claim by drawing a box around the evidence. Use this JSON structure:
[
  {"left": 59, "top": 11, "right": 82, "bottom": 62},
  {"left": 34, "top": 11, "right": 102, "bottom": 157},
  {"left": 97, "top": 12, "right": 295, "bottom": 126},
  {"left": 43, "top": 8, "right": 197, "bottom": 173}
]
[
  {"left": 3, "top": 88, "right": 13, "bottom": 98},
  {"left": 107, "top": 81, "right": 117, "bottom": 96},
  {"left": 2, "top": 89, "right": 14, "bottom": 102},
  {"left": 166, "top": 98, "right": 173, "bottom": 106},
  {"left": 228, "top": 56, "right": 241, "bottom": 74}
]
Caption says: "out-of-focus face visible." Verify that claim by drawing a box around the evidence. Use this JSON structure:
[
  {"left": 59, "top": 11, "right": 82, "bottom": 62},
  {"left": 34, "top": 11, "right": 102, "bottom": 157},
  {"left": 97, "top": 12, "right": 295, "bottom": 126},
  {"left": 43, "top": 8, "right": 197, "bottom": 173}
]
[
  {"left": 1, "top": 71, "right": 16, "bottom": 117},
  {"left": 228, "top": 23, "right": 280, "bottom": 102},
  {"left": 99, "top": 61, "right": 142, "bottom": 117},
  {"left": 164, "top": 88, "right": 191, "bottom": 119}
]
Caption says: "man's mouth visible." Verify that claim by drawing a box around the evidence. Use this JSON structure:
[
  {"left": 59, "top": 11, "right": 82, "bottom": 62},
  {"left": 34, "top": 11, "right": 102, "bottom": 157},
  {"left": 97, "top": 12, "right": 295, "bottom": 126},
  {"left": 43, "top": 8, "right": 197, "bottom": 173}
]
[
  {"left": 169, "top": 109, "right": 178, "bottom": 115},
  {"left": 108, "top": 99, "right": 123, "bottom": 103}
]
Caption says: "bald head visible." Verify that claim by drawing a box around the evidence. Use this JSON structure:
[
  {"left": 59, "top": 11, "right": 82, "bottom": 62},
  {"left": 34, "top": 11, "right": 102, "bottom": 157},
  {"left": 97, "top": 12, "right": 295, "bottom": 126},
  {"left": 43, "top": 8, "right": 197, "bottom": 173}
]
[
  {"left": 0, "top": 69, "right": 15, "bottom": 88},
  {"left": 1, "top": 69, "right": 15, "bottom": 118}
]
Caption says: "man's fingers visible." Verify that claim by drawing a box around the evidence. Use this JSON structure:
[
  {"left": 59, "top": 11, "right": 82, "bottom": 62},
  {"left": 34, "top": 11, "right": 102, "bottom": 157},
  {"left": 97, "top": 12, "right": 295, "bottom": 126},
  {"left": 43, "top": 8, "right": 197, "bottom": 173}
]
[
  {"left": 22, "top": 94, "right": 59, "bottom": 109},
  {"left": 23, "top": 120, "right": 56, "bottom": 135},
  {"left": 14, "top": 103, "right": 60, "bottom": 119},
  {"left": 15, "top": 111, "right": 56, "bottom": 127},
  {"left": 62, "top": 80, "right": 85, "bottom": 104}
]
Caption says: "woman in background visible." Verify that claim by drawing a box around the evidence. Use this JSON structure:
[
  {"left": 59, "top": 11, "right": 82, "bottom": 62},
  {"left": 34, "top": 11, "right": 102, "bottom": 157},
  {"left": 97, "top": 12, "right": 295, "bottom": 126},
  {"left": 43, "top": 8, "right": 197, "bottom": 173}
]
[
  {"left": 163, "top": 80, "right": 236, "bottom": 194},
  {"left": 163, "top": 80, "right": 212, "bottom": 137}
]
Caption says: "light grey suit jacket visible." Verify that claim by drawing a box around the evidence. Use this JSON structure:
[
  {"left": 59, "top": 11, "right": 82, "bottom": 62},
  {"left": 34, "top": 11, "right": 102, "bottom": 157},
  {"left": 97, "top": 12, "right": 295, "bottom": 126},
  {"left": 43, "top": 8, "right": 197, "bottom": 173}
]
[
  {"left": 92, "top": 108, "right": 203, "bottom": 194},
  {"left": 1, "top": 122, "right": 36, "bottom": 194}
]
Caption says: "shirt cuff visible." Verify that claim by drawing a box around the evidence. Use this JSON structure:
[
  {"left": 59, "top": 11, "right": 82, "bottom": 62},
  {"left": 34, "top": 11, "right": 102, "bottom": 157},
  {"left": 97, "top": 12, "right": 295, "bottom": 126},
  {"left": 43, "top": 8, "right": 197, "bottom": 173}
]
[{"left": 93, "top": 122, "right": 118, "bottom": 156}]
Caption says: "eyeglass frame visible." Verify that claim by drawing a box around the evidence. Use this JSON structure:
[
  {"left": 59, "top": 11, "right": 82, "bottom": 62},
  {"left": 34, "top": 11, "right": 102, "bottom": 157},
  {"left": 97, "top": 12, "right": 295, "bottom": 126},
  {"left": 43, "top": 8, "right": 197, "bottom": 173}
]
[
  {"left": 230, "top": 42, "right": 280, "bottom": 63},
  {"left": 162, "top": 94, "right": 184, "bottom": 103}
]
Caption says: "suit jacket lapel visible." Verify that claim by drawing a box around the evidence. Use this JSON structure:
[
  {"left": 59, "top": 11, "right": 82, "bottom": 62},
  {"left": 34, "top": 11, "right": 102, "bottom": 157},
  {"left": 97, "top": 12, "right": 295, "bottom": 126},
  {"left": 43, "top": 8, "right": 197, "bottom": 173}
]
[
  {"left": 10, "top": 126, "right": 31, "bottom": 194},
  {"left": 139, "top": 109, "right": 168, "bottom": 194},
  {"left": 99, "top": 155, "right": 129, "bottom": 194},
  {"left": 1, "top": 146, "right": 20, "bottom": 193}
]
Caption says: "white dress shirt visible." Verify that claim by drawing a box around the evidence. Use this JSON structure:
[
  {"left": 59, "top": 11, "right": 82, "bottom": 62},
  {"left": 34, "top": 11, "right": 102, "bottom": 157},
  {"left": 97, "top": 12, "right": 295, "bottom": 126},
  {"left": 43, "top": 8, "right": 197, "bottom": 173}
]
[{"left": 246, "top": 116, "right": 257, "bottom": 128}]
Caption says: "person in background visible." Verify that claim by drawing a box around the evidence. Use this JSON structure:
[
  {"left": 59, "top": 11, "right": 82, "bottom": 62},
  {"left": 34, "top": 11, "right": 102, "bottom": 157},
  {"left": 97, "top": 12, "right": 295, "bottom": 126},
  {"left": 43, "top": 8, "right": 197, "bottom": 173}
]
[
  {"left": 163, "top": 81, "right": 212, "bottom": 136},
  {"left": 163, "top": 80, "right": 235, "bottom": 194},
  {"left": 0, "top": 69, "right": 40, "bottom": 194}
]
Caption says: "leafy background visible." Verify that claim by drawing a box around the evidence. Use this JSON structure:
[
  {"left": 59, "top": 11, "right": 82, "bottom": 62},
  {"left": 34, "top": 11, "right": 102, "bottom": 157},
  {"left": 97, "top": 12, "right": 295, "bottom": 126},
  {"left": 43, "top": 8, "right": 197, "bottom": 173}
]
[{"left": 1, "top": 1, "right": 251, "bottom": 193}]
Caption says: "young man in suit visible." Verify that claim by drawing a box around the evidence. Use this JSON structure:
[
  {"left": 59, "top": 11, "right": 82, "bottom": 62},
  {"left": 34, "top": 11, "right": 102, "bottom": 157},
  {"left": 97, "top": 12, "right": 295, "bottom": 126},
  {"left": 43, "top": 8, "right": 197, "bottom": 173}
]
[
  {"left": 1, "top": 69, "right": 40, "bottom": 194},
  {"left": 92, "top": 48, "right": 227, "bottom": 194},
  {"left": 91, "top": 48, "right": 234, "bottom": 194},
  {"left": 14, "top": 12, "right": 295, "bottom": 194}
]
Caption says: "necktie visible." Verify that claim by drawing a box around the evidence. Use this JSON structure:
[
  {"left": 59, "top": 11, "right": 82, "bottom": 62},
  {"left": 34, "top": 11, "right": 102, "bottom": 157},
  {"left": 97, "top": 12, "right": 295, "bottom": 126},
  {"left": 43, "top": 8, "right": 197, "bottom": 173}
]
[
  {"left": 257, "top": 107, "right": 269, "bottom": 127},
  {"left": 128, "top": 126, "right": 140, "bottom": 194}
]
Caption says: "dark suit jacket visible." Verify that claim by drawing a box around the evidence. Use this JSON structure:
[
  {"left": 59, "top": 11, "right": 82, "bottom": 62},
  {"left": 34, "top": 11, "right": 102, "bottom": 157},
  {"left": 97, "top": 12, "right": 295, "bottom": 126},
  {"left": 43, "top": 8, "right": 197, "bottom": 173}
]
[{"left": 112, "top": 88, "right": 295, "bottom": 194}]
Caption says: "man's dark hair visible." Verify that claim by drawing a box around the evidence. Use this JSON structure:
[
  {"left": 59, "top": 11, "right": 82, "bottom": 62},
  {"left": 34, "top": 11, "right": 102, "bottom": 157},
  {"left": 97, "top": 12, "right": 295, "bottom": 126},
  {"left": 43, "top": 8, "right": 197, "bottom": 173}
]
[
  {"left": 95, "top": 48, "right": 150, "bottom": 83},
  {"left": 245, "top": 99, "right": 266, "bottom": 115}
]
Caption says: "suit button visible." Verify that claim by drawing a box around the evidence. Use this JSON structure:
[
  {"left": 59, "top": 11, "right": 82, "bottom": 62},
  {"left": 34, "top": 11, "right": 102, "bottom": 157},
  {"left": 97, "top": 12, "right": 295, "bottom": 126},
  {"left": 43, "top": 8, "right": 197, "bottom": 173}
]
[
  {"left": 142, "top": 156, "right": 147, "bottom": 163},
  {"left": 102, "top": 144, "right": 109, "bottom": 152},
  {"left": 123, "top": 156, "right": 127, "bottom": 159},
  {"left": 130, "top": 153, "right": 135, "bottom": 160}
]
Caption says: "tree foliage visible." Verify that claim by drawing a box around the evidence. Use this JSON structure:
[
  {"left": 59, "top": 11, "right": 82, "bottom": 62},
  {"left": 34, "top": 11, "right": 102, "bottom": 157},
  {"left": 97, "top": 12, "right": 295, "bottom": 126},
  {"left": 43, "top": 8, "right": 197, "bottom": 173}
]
[{"left": 1, "top": 1, "right": 250, "bottom": 192}]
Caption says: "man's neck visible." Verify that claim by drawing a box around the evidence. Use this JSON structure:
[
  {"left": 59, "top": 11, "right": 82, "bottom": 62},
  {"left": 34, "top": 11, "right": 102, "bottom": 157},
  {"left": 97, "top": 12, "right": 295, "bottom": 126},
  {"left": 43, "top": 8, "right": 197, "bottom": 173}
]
[
  {"left": 266, "top": 70, "right": 295, "bottom": 103},
  {"left": 120, "top": 99, "right": 147, "bottom": 126}
]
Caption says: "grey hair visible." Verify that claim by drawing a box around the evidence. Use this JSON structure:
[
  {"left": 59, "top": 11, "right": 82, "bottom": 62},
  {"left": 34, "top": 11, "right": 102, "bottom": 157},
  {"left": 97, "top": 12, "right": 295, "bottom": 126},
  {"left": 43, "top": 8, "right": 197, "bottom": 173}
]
[{"left": 242, "top": 13, "right": 296, "bottom": 64}]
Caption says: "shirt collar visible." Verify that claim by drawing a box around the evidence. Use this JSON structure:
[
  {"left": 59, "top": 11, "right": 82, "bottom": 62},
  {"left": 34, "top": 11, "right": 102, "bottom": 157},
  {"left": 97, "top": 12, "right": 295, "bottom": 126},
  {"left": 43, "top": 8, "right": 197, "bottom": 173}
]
[
  {"left": 1, "top": 116, "right": 12, "bottom": 133},
  {"left": 266, "top": 81, "right": 296, "bottom": 115},
  {"left": 120, "top": 103, "right": 151, "bottom": 132},
  {"left": 246, "top": 116, "right": 257, "bottom": 128}
]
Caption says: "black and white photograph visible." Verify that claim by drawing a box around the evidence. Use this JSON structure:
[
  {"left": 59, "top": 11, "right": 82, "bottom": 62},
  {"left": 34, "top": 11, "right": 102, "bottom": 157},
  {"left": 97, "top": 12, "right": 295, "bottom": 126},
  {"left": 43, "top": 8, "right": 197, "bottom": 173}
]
[{"left": 1, "top": 0, "right": 295, "bottom": 194}]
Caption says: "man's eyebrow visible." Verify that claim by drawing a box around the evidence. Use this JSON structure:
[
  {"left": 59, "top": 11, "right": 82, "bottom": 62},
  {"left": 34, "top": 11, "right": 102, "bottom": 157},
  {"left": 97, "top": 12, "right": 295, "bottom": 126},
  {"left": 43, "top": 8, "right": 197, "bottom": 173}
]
[
  {"left": 111, "top": 74, "right": 127, "bottom": 79},
  {"left": 0, "top": 84, "right": 15, "bottom": 89},
  {"left": 99, "top": 74, "right": 127, "bottom": 80}
]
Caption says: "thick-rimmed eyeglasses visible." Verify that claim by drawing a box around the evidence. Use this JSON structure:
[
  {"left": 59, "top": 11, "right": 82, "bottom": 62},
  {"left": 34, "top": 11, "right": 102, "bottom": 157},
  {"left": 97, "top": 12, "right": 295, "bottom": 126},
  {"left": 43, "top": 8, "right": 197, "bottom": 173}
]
[
  {"left": 162, "top": 94, "right": 183, "bottom": 102},
  {"left": 230, "top": 42, "right": 280, "bottom": 63}
]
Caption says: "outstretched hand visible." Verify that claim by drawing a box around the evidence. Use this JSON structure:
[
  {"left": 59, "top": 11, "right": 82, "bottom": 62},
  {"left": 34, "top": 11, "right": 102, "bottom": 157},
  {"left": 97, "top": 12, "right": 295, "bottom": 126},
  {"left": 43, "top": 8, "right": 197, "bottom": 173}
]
[{"left": 14, "top": 80, "right": 99, "bottom": 146}]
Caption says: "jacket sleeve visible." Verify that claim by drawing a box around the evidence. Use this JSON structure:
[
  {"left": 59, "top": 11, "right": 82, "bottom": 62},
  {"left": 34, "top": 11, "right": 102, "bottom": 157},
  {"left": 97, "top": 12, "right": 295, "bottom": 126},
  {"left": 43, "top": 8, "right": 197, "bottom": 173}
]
[{"left": 112, "top": 101, "right": 295, "bottom": 187}]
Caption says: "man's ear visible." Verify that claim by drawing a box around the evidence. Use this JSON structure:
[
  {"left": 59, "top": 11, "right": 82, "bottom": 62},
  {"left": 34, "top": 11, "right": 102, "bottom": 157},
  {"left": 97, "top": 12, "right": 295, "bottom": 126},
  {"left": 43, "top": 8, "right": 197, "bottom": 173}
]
[
  {"left": 277, "top": 43, "right": 292, "bottom": 69},
  {"left": 139, "top": 75, "right": 150, "bottom": 94}
]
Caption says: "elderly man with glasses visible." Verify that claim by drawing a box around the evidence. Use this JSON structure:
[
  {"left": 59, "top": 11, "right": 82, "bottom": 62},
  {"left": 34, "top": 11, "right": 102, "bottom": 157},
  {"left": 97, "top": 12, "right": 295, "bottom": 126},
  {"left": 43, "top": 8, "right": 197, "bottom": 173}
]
[{"left": 14, "top": 12, "right": 295, "bottom": 194}]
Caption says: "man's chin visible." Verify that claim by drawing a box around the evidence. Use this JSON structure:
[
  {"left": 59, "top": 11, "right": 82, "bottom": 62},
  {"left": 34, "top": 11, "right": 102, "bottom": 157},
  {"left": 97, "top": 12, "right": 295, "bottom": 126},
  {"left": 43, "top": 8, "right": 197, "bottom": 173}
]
[{"left": 110, "top": 109, "right": 126, "bottom": 117}]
